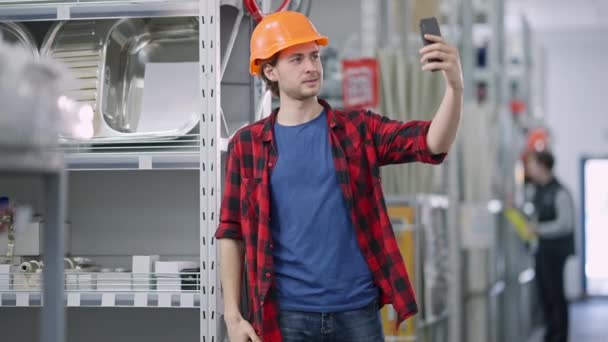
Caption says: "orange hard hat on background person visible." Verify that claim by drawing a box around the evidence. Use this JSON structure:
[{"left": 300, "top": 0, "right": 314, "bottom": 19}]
[
  {"left": 249, "top": 11, "right": 329, "bottom": 76},
  {"left": 527, "top": 128, "right": 549, "bottom": 152}
]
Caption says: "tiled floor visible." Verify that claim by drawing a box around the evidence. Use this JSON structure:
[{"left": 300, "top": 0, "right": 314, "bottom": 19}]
[{"left": 528, "top": 299, "right": 608, "bottom": 342}]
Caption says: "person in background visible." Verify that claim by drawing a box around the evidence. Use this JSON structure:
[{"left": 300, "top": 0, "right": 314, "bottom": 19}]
[
  {"left": 215, "top": 11, "right": 463, "bottom": 342},
  {"left": 526, "top": 150, "right": 575, "bottom": 342}
]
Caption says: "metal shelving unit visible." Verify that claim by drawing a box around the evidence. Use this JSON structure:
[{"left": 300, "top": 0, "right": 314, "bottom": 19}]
[
  {"left": 0, "top": 1, "right": 226, "bottom": 342},
  {"left": 198, "top": 0, "right": 222, "bottom": 341}
]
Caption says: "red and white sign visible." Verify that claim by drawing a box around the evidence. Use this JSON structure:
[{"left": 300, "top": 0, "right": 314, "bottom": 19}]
[{"left": 341, "top": 58, "right": 379, "bottom": 109}]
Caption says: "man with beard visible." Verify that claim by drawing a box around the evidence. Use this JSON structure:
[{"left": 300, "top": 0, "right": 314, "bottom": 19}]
[{"left": 216, "top": 11, "right": 463, "bottom": 342}]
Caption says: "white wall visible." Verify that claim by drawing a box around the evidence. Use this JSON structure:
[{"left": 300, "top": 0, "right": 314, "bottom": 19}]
[
  {"left": 538, "top": 29, "right": 608, "bottom": 297},
  {"left": 540, "top": 30, "right": 608, "bottom": 200}
]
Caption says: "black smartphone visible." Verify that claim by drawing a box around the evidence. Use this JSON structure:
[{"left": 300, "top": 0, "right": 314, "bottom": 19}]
[{"left": 419, "top": 17, "right": 442, "bottom": 66}]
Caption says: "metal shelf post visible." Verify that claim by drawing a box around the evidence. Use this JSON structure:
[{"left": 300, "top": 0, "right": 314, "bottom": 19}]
[
  {"left": 41, "top": 171, "right": 67, "bottom": 342},
  {"left": 0, "top": 151, "right": 66, "bottom": 342},
  {"left": 199, "top": 0, "right": 221, "bottom": 341}
]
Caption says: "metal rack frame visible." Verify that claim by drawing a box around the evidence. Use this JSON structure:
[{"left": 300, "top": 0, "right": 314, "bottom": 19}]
[
  {"left": 199, "top": 0, "right": 222, "bottom": 341},
  {"left": 0, "top": 1, "right": 226, "bottom": 342},
  {"left": 0, "top": 150, "right": 67, "bottom": 342}
]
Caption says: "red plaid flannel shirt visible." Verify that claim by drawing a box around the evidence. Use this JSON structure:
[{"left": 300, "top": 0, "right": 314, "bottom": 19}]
[{"left": 215, "top": 99, "right": 446, "bottom": 341}]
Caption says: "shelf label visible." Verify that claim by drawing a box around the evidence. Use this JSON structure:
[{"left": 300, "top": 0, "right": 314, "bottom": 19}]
[
  {"left": 57, "top": 5, "right": 70, "bottom": 20},
  {"left": 67, "top": 293, "right": 81, "bottom": 307},
  {"left": 180, "top": 293, "right": 194, "bottom": 308},
  {"left": 139, "top": 156, "right": 153, "bottom": 169},
  {"left": 134, "top": 293, "right": 147, "bottom": 307},
  {"left": 102, "top": 293, "right": 116, "bottom": 307},
  {"left": 16, "top": 293, "right": 29, "bottom": 307},
  {"left": 158, "top": 293, "right": 171, "bottom": 307}
]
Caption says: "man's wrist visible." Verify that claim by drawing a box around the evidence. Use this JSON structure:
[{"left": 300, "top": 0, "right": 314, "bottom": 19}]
[
  {"left": 447, "top": 84, "right": 464, "bottom": 94},
  {"left": 224, "top": 311, "right": 243, "bottom": 325}
]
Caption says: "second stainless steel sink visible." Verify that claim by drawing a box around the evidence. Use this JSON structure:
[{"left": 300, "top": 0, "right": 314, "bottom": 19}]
[
  {"left": 42, "top": 17, "right": 200, "bottom": 142},
  {"left": 101, "top": 17, "right": 199, "bottom": 135}
]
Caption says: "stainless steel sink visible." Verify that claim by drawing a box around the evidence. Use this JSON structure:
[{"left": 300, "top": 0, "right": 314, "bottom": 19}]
[
  {"left": 0, "top": 22, "right": 38, "bottom": 57},
  {"left": 42, "top": 18, "right": 200, "bottom": 142},
  {"left": 41, "top": 20, "right": 114, "bottom": 139},
  {"left": 101, "top": 17, "right": 199, "bottom": 136}
]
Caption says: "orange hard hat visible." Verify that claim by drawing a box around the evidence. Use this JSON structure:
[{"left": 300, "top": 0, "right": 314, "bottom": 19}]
[
  {"left": 249, "top": 11, "right": 329, "bottom": 76},
  {"left": 527, "top": 128, "right": 549, "bottom": 152}
]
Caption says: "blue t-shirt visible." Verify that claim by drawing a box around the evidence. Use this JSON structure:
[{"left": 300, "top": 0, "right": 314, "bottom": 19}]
[{"left": 270, "top": 111, "right": 378, "bottom": 312}]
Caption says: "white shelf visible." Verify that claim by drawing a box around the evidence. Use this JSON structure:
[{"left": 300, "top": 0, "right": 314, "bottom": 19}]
[
  {"left": 0, "top": 271, "right": 201, "bottom": 307},
  {"left": 64, "top": 151, "right": 201, "bottom": 171},
  {"left": 0, "top": 0, "right": 198, "bottom": 21},
  {"left": 57, "top": 132, "right": 230, "bottom": 170},
  {"left": 0, "top": 291, "right": 200, "bottom": 308},
  {"left": 0, "top": 148, "right": 63, "bottom": 174},
  {"left": 59, "top": 134, "right": 201, "bottom": 171}
]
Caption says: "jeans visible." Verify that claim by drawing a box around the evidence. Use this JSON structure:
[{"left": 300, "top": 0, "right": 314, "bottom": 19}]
[
  {"left": 278, "top": 300, "right": 385, "bottom": 342},
  {"left": 536, "top": 247, "right": 570, "bottom": 342}
]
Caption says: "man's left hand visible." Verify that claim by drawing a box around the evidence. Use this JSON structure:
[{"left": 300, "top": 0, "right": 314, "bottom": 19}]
[
  {"left": 526, "top": 224, "right": 539, "bottom": 236},
  {"left": 420, "top": 34, "right": 464, "bottom": 91}
]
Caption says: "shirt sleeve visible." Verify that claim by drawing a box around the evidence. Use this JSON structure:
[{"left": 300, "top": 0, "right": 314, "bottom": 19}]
[
  {"left": 363, "top": 110, "right": 447, "bottom": 166},
  {"left": 215, "top": 138, "right": 243, "bottom": 240},
  {"left": 537, "top": 189, "right": 575, "bottom": 238}
]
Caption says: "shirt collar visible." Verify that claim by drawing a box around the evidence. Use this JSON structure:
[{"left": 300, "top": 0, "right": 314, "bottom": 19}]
[{"left": 260, "top": 98, "right": 342, "bottom": 142}]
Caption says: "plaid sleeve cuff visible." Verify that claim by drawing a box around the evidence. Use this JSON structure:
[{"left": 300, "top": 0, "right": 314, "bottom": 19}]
[
  {"left": 416, "top": 121, "right": 448, "bottom": 165},
  {"left": 215, "top": 223, "right": 243, "bottom": 240}
]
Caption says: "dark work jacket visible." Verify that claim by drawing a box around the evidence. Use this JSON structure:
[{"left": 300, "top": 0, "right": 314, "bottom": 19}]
[{"left": 533, "top": 178, "right": 575, "bottom": 257}]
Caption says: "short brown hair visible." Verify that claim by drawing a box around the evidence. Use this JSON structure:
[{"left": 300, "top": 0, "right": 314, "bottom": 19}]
[
  {"left": 532, "top": 151, "right": 555, "bottom": 172},
  {"left": 259, "top": 53, "right": 280, "bottom": 97}
]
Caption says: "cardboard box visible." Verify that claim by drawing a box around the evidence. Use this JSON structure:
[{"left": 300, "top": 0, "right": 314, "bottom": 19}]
[
  {"left": 154, "top": 261, "right": 198, "bottom": 275},
  {"left": 133, "top": 255, "right": 160, "bottom": 273},
  {"left": 132, "top": 255, "right": 159, "bottom": 290}
]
